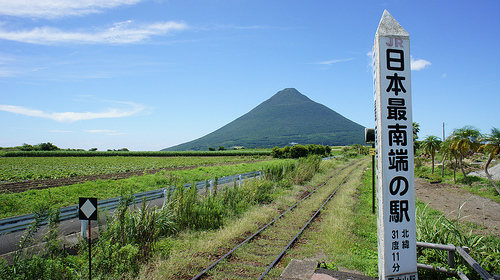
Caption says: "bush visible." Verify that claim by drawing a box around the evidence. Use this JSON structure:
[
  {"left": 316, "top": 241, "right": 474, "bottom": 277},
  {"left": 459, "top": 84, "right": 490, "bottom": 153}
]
[
  {"left": 416, "top": 203, "right": 500, "bottom": 278},
  {"left": 271, "top": 144, "right": 331, "bottom": 159},
  {"left": 93, "top": 196, "right": 175, "bottom": 278}
]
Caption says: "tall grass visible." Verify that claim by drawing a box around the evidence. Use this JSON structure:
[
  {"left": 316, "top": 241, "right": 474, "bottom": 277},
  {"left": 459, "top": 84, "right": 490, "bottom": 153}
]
[
  {"left": 416, "top": 202, "right": 500, "bottom": 279},
  {"left": 91, "top": 196, "right": 176, "bottom": 279},
  {"left": 0, "top": 206, "right": 80, "bottom": 279}
]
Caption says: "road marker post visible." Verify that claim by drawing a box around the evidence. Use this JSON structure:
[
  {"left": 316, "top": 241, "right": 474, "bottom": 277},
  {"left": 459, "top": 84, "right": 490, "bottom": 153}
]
[{"left": 79, "top": 197, "right": 98, "bottom": 280}]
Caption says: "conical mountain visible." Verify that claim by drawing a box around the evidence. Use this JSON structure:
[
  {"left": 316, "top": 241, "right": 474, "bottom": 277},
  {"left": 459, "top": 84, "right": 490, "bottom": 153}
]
[{"left": 163, "top": 88, "right": 365, "bottom": 151}]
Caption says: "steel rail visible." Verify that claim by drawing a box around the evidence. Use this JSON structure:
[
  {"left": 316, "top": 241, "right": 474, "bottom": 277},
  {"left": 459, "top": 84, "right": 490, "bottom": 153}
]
[
  {"left": 191, "top": 160, "right": 361, "bottom": 280},
  {"left": 258, "top": 168, "right": 355, "bottom": 279}
]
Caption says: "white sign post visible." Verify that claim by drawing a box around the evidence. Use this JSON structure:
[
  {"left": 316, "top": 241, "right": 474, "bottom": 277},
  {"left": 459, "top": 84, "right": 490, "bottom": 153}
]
[
  {"left": 79, "top": 197, "right": 98, "bottom": 280},
  {"left": 373, "top": 10, "right": 418, "bottom": 280}
]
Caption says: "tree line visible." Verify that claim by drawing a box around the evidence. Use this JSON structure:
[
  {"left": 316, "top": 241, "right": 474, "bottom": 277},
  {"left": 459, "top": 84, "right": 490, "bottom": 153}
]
[{"left": 418, "top": 125, "right": 500, "bottom": 195}]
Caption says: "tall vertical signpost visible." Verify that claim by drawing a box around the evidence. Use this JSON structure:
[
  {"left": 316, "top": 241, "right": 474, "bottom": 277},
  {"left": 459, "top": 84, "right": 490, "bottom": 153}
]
[
  {"left": 373, "top": 10, "right": 418, "bottom": 280},
  {"left": 79, "top": 197, "right": 98, "bottom": 280}
]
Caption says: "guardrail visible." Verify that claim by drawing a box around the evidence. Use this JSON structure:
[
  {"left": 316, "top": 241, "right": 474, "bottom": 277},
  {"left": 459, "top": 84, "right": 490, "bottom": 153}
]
[
  {"left": 417, "top": 241, "right": 500, "bottom": 280},
  {"left": 0, "top": 171, "right": 261, "bottom": 235}
]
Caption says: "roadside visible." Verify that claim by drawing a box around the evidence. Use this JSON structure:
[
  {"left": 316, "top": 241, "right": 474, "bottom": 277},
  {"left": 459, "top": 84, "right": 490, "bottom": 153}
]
[{"left": 414, "top": 169, "right": 500, "bottom": 237}]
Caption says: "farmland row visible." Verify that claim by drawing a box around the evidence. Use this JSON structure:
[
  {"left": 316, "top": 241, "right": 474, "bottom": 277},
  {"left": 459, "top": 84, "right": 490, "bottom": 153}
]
[
  {"left": 0, "top": 159, "right": 293, "bottom": 219},
  {"left": 0, "top": 156, "right": 267, "bottom": 183}
]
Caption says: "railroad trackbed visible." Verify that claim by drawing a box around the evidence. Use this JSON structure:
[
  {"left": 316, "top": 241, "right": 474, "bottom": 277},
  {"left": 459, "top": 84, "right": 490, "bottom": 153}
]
[{"left": 190, "top": 158, "right": 369, "bottom": 280}]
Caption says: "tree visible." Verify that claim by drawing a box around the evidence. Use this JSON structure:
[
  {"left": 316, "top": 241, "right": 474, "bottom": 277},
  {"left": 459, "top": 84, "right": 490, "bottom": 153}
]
[
  {"left": 479, "top": 127, "right": 500, "bottom": 195},
  {"left": 290, "top": 144, "right": 308, "bottom": 158},
  {"left": 413, "top": 122, "right": 420, "bottom": 141},
  {"left": 449, "top": 126, "right": 481, "bottom": 185},
  {"left": 413, "top": 122, "right": 420, "bottom": 152},
  {"left": 421, "top": 135, "right": 442, "bottom": 174},
  {"left": 19, "top": 143, "right": 33, "bottom": 151},
  {"left": 439, "top": 139, "right": 458, "bottom": 181}
]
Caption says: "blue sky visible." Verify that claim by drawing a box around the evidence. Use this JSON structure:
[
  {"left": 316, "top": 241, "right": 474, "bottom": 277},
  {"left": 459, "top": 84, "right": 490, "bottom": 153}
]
[{"left": 1, "top": 0, "right": 499, "bottom": 151}]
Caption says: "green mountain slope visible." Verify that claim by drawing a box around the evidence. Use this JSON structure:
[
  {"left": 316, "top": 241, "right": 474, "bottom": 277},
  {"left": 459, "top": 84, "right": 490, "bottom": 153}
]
[{"left": 163, "top": 88, "right": 365, "bottom": 151}]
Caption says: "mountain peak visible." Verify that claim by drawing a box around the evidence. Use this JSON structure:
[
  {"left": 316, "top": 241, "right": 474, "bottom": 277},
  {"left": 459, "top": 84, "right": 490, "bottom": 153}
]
[{"left": 263, "top": 88, "right": 312, "bottom": 106}]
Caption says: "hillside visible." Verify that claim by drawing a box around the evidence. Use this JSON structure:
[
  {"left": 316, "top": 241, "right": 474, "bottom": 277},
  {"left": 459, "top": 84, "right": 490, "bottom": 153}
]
[{"left": 163, "top": 88, "right": 365, "bottom": 151}]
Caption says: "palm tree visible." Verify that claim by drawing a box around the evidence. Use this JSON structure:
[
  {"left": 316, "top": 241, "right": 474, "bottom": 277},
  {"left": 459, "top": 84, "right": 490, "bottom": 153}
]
[
  {"left": 413, "top": 122, "right": 420, "bottom": 153},
  {"left": 440, "top": 139, "right": 458, "bottom": 181},
  {"left": 413, "top": 122, "right": 420, "bottom": 141},
  {"left": 421, "top": 135, "right": 442, "bottom": 173},
  {"left": 449, "top": 126, "right": 481, "bottom": 185},
  {"left": 479, "top": 127, "right": 500, "bottom": 195}
]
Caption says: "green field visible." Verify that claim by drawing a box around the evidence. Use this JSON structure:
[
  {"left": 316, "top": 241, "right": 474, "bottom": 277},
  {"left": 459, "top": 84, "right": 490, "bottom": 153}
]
[
  {"left": 0, "top": 158, "right": 294, "bottom": 219},
  {"left": 0, "top": 155, "right": 267, "bottom": 182}
]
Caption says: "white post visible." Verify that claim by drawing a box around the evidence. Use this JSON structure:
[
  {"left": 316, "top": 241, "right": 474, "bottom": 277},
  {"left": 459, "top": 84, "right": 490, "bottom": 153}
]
[
  {"left": 81, "top": 220, "right": 88, "bottom": 238},
  {"left": 374, "top": 10, "right": 418, "bottom": 280},
  {"left": 239, "top": 175, "right": 242, "bottom": 187},
  {"left": 163, "top": 188, "right": 168, "bottom": 207}
]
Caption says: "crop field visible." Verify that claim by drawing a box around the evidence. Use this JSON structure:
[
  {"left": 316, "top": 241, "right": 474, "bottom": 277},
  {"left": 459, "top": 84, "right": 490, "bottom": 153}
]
[
  {"left": 0, "top": 156, "right": 266, "bottom": 182},
  {"left": 0, "top": 159, "right": 292, "bottom": 219}
]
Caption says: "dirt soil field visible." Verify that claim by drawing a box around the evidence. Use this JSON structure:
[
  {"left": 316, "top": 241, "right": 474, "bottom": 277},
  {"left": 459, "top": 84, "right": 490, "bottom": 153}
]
[{"left": 415, "top": 176, "right": 500, "bottom": 237}]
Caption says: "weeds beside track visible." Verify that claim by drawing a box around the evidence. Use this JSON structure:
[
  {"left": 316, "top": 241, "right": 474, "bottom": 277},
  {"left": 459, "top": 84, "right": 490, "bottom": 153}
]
[{"left": 192, "top": 158, "right": 366, "bottom": 279}]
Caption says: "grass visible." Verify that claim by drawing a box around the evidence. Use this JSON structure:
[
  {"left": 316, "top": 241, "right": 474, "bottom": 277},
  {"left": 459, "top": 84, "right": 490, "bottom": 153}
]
[
  {"left": 0, "top": 160, "right": 291, "bottom": 219},
  {"left": 137, "top": 157, "right": 359, "bottom": 279},
  {"left": 414, "top": 157, "right": 500, "bottom": 204},
  {"left": 283, "top": 157, "right": 378, "bottom": 277},
  {"left": 1, "top": 156, "right": 325, "bottom": 279},
  {"left": 415, "top": 157, "right": 500, "bottom": 278},
  {"left": 0, "top": 155, "right": 267, "bottom": 182}
]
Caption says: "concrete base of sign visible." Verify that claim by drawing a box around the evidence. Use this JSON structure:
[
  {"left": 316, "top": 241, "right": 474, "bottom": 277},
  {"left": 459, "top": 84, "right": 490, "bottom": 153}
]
[
  {"left": 279, "top": 259, "right": 378, "bottom": 280},
  {"left": 280, "top": 259, "right": 318, "bottom": 280}
]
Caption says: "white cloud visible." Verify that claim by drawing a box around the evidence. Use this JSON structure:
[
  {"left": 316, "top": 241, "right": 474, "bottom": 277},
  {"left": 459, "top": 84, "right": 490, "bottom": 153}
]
[
  {"left": 0, "top": 21, "right": 188, "bottom": 45},
  {"left": 410, "top": 56, "right": 431, "bottom": 71},
  {"left": 0, "top": 0, "right": 143, "bottom": 19},
  {"left": 0, "top": 101, "right": 145, "bottom": 122},
  {"left": 315, "top": 58, "right": 354, "bottom": 65}
]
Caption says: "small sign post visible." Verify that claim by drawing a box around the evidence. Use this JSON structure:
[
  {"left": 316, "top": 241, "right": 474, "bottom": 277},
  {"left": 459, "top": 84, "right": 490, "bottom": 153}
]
[
  {"left": 79, "top": 197, "right": 97, "bottom": 280},
  {"left": 365, "top": 128, "right": 376, "bottom": 214},
  {"left": 373, "top": 10, "right": 418, "bottom": 280}
]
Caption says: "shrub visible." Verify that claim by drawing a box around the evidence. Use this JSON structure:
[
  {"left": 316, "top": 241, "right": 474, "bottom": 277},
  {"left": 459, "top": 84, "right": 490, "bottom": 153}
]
[
  {"left": 93, "top": 196, "right": 175, "bottom": 278},
  {"left": 271, "top": 144, "right": 331, "bottom": 159}
]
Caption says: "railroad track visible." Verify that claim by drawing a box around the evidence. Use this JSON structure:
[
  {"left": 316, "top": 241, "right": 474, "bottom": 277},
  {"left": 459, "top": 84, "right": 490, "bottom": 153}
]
[{"left": 191, "top": 158, "right": 367, "bottom": 279}]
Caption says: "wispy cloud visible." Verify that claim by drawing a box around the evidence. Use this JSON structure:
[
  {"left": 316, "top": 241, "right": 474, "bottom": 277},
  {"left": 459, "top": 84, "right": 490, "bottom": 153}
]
[
  {"left": 314, "top": 58, "right": 354, "bottom": 65},
  {"left": 0, "top": 0, "right": 143, "bottom": 19},
  {"left": 410, "top": 56, "right": 431, "bottom": 71},
  {"left": 0, "top": 101, "right": 146, "bottom": 122},
  {"left": 0, "top": 21, "right": 188, "bottom": 45}
]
